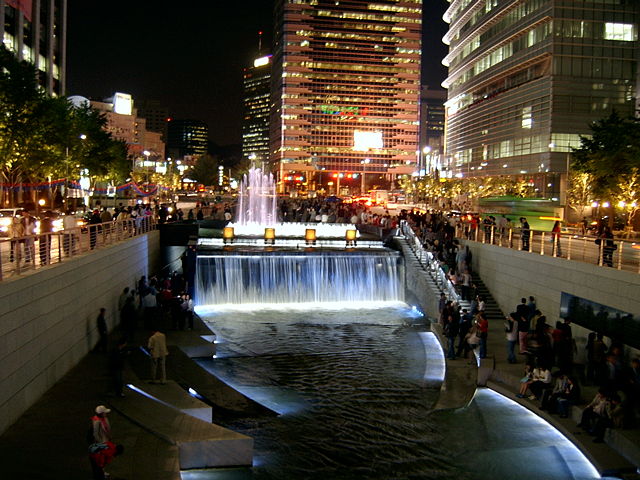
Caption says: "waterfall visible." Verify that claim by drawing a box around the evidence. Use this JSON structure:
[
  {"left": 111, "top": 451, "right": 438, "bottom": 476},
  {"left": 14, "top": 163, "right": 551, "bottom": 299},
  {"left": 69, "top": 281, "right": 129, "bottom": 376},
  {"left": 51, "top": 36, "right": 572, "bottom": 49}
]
[{"left": 195, "top": 251, "right": 404, "bottom": 305}]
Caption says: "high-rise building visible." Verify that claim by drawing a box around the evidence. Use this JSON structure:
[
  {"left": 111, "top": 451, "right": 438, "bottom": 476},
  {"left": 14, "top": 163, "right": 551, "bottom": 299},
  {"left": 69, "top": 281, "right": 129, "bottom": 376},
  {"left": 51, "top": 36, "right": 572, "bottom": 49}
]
[
  {"left": 442, "top": 0, "right": 638, "bottom": 202},
  {"left": 167, "top": 119, "right": 208, "bottom": 160},
  {"left": 242, "top": 54, "right": 272, "bottom": 166},
  {"left": 419, "top": 86, "right": 447, "bottom": 175},
  {"left": 1, "top": 0, "right": 67, "bottom": 96},
  {"left": 137, "top": 99, "right": 170, "bottom": 142},
  {"left": 271, "top": 0, "right": 422, "bottom": 195}
]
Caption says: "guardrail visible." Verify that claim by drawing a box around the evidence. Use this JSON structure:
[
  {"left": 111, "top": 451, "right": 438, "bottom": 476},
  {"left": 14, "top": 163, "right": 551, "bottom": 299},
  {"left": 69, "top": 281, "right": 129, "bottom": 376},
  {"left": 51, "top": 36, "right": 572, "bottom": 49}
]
[
  {"left": 400, "top": 220, "right": 459, "bottom": 299},
  {"left": 0, "top": 216, "right": 156, "bottom": 281},
  {"left": 455, "top": 223, "right": 640, "bottom": 273}
]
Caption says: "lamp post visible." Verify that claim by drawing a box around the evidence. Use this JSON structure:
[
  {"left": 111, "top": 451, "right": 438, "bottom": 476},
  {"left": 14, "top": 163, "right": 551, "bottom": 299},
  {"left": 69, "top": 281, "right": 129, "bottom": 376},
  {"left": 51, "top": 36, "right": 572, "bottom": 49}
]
[
  {"left": 423, "top": 146, "right": 432, "bottom": 176},
  {"left": 360, "top": 158, "right": 370, "bottom": 195},
  {"left": 143, "top": 150, "right": 151, "bottom": 186}
]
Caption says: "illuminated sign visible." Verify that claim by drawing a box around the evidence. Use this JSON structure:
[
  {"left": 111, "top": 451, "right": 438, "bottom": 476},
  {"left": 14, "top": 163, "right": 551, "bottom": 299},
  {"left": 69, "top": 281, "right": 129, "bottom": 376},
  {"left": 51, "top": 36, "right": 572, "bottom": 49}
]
[
  {"left": 254, "top": 55, "right": 272, "bottom": 68},
  {"left": 113, "top": 92, "right": 132, "bottom": 115},
  {"left": 353, "top": 131, "right": 383, "bottom": 151}
]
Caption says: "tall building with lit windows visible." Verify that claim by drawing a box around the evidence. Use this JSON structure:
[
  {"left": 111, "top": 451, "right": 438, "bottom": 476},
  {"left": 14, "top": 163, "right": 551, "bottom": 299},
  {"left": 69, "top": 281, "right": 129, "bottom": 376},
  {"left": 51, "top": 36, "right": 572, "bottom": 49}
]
[
  {"left": 1, "top": 0, "right": 67, "bottom": 96},
  {"left": 442, "top": 0, "right": 638, "bottom": 202},
  {"left": 271, "top": 0, "right": 422, "bottom": 195},
  {"left": 242, "top": 54, "right": 272, "bottom": 166}
]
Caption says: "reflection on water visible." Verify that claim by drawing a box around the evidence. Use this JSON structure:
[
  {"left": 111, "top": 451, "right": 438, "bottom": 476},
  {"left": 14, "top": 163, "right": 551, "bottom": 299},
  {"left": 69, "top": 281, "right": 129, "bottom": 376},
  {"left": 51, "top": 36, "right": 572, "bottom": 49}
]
[{"left": 196, "top": 305, "right": 459, "bottom": 479}]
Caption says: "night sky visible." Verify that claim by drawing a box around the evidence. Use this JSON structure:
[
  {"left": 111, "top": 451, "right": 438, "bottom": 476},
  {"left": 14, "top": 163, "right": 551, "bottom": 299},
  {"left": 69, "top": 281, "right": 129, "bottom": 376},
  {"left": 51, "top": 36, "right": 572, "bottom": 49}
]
[{"left": 66, "top": 0, "right": 449, "bottom": 147}]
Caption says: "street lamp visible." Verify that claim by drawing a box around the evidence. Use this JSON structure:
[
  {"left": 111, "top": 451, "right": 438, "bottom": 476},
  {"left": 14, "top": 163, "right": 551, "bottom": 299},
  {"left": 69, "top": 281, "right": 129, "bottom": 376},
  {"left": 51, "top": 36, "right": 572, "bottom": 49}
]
[
  {"left": 143, "top": 150, "right": 151, "bottom": 185},
  {"left": 423, "top": 146, "right": 432, "bottom": 175},
  {"left": 361, "top": 158, "right": 370, "bottom": 194}
]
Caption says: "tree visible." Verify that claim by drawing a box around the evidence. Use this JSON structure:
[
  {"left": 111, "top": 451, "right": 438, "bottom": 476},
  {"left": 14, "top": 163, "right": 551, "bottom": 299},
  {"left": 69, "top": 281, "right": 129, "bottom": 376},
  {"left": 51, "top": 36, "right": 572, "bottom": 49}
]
[
  {"left": 189, "top": 154, "right": 221, "bottom": 187},
  {"left": 572, "top": 111, "right": 640, "bottom": 228},
  {"left": 566, "top": 170, "right": 593, "bottom": 219},
  {"left": 0, "top": 45, "right": 129, "bottom": 206}
]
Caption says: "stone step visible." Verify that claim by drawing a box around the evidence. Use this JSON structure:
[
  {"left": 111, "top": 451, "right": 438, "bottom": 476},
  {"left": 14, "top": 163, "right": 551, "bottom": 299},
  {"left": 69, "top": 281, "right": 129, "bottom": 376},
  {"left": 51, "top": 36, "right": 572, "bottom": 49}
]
[
  {"left": 127, "top": 380, "right": 213, "bottom": 423},
  {"left": 110, "top": 387, "right": 253, "bottom": 470}
]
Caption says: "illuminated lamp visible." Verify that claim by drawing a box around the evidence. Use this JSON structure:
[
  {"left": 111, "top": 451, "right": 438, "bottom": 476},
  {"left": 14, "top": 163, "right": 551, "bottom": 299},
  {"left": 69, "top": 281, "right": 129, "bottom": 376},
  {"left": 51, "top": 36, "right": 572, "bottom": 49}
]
[
  {"left": 223, "top": 227, "right": 234, "bottom": 244},
  {"left": 264, "top": 227, "right": 275, "bottom": 245},
  {"left": 345, "top": 229, "right": 357, "bottom": 247},
  {"left": 305, "top": 228, "right": 316, "bottom": 245}
]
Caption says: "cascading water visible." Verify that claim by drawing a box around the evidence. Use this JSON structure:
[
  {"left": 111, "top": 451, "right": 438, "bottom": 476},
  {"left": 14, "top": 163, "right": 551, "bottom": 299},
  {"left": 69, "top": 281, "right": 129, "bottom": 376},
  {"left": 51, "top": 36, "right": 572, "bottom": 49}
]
[
  {"left": 235, "top": 166, "right": 278, "bottom": 226},
  {"left": 195, "top": 251, "right": 404, "bottom": 306}
]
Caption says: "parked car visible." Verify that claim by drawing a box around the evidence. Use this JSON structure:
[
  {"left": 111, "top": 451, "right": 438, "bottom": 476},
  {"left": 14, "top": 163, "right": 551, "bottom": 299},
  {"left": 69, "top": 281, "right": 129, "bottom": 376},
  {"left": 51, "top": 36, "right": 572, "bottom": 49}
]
[{"left": 0, "top": 208, "right": 21, "bottom": 236}]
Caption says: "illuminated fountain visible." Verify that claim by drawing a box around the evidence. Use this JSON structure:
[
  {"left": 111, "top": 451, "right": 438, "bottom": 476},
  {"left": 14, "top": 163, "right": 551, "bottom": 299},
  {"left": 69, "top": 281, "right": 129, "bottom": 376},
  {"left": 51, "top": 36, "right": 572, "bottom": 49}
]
[{"left": 226, "top": 166, "right": 358, "bottom": 239}]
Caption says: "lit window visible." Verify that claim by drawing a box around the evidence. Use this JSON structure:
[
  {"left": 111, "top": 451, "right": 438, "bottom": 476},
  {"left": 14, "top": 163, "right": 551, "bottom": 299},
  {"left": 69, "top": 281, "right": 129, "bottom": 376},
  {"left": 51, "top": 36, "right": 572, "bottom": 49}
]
[
  {"left": 604, "top": 23, "right": 636, "bottom": 41},
  {"left": 522, "top": 106, "right": 532, "bottom": 129}
]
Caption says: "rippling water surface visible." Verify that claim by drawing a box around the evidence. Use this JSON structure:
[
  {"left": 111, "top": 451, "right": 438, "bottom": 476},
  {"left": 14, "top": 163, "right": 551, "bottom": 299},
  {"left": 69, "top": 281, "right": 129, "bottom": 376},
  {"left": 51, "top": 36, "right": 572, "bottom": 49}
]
[{"left": 196, "top": 304, "right": 460, "bottom": 480}]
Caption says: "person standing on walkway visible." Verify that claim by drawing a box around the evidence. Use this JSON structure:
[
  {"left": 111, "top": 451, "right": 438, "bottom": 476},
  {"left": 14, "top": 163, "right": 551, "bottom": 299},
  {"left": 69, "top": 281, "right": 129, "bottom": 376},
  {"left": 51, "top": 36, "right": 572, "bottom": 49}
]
[
  {"left": 551, "top": 220, "right": 562, "bottom": 257},
  {"left": 96, "top": 308, "right": 108, "bottom": 353},
  {"left": 505, "top": 312, "right": 519, "bottom": 364},
  {"left": 148, "top": 328, "right": 168, "bottom": 384},
  {"left": 520, "top": 217, "right": 530, "bottom": 252},
  {"left": 91, "top": 405, "right": 112, "bottom": 444},
  {"left": 109, "top": 338, "right": 128, "bottom": 397},
  {"left": 38, "top": 210, "right": 54, "bottom": 265},
  {"left": 21, "top": 209, "right": 36, "bottom": 262},
  {"left": 476, "top": 312, "right": 489, "bottom": 359},
  {"left": 516, "top": 298, "right": 530, "bottom": 355}
]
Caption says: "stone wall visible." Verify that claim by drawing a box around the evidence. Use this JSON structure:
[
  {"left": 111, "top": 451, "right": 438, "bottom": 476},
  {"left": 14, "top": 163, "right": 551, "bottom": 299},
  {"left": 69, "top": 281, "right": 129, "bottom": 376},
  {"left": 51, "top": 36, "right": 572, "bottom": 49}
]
[
  {"left": 466, "top": 241, "right": 640, "bottom": 360},
  {"left": 0, "top": 231, "right": 160, "bottom": 434}
]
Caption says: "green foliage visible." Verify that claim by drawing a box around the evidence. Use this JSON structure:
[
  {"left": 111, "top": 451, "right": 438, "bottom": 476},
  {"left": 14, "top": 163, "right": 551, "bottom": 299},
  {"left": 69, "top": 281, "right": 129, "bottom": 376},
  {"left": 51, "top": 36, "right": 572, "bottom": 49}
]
[
  {"left": 0, "top": 45, "right": 128, "bottom": 189},
  {"left": 189, "top": 154, "right": 221, "bottom": 186},
  {"left": 572, "top": 111, "right": 640, "bottom": 201}
]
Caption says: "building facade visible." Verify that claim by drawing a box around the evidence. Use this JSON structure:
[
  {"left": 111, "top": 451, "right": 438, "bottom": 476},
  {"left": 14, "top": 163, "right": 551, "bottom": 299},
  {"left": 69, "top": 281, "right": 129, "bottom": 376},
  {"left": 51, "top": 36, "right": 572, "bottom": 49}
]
[
  {"left": 418, "top": 86, "right": 447, "bottom": 175},
  {"left": 1, "top": 0, "right": 67, "bottom": 96},
  {"left": 271, "top": 0, "right": 422, "bottom": 195},
  {"left": 167, "top": 119, "right": 208, "bottom": 161},
  {"left": 88, "top": 92, "right": 165, "bottom": 166},
  {"left": 137, "top": 99, "right": 169, "bottom": 142},
  {"left": 442, "top": 0, "right": 638, "bottom": 202},
  {"left": 242, "top": 54, "right": 272, "bottom": 167}
]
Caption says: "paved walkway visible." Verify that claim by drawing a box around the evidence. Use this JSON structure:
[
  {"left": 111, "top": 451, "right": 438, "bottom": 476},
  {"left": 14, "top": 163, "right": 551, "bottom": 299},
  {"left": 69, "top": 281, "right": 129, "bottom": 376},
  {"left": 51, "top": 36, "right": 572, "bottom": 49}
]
[{"left": 0, "top": 320, "right": 183, "bottom": 480}]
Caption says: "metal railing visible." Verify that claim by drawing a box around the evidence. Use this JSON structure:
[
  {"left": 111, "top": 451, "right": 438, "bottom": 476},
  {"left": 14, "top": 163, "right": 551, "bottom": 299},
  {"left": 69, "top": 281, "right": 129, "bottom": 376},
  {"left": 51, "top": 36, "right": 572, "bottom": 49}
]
[
  {"left": 400, "top": 220, "right": 459, "bottom": 300},
  {"left": 0, "top": 216, "right": 156, "bottom": 281},
  {"left": 455, "top": 223, "right": 640, "bottom": 273}
]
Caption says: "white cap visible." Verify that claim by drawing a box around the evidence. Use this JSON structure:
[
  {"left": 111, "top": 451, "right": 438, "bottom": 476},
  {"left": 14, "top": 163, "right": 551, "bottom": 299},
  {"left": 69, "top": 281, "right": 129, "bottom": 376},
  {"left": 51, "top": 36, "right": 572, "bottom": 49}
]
[{"left": 95, "top": 405, "right": 111, "bottom": 414}]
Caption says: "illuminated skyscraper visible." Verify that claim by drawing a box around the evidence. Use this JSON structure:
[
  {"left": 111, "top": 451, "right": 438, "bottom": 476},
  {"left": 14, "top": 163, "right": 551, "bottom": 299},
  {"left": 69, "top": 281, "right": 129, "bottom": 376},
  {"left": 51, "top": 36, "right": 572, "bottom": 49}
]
[
  {"left": 442, "top": 0, "right": 638, "bottom": 202},
  {"left": 167, "top": 119, "right": 208, "bottom": 160},
  {"left": 242, "top": 54, "right": 272, "bottom": 167},
  {"left": 1, "top": 0, "right": 67, "bottom": 96},
  {"left": 271, "top": 0, "right": 422, "bottom": 195}
]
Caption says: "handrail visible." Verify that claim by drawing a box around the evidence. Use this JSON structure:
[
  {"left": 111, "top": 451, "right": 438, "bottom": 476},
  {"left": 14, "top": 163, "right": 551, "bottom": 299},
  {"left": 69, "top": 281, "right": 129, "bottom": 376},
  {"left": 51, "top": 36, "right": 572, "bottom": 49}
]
[
  {"left": 454, "top": 223, "right": 639, "bottom": 274},
  {"left": 0, "top": 216, "right": 157, "bottom": 281}
]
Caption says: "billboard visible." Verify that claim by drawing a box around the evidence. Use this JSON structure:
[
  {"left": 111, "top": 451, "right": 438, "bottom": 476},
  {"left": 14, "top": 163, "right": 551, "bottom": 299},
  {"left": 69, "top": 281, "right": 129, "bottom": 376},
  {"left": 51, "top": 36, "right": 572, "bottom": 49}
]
[
  {"left": 113, "top": 92, "right": 133, "bottom": 116},
  {"left": 353, "top": 130, "right": 383, "bottom": 151}
]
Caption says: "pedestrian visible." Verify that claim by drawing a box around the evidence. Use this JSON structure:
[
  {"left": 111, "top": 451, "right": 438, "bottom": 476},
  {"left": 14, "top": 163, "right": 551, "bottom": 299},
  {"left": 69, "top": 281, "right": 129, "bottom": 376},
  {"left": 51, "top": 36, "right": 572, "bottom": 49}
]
[
  {"left": 183, "top": 294, "right": 194, "bottom": 330},
  {"left": 89, "top": 442, "right": 124, "bottom": 480},
  {"left": 476, "top": 311, "right": 489, "bottom": 359},
  {"left": 596, "top": 226, "right": 616, "bottom": 267},
  {"left": 520, "top": 217, "right": 530, "bottom": 251},
  {"left": 89, "top": 209, "right": 102, "bottom": 249},
  {"left": 21, "top": 209, "right": 36, "bottom": 262},
  {"left": 96, "top": 308, "right": 108, "bottom": 353},
  {"left": 456, "top": 308, "right": 473, "bottom": 358},
  {"left": 551, "top": 220, "right": 562, "bottom": 257},
  {"left": 91, "top": 405, "right": 112, "bottom": 444},
  {"left": 505, "top": 312, "right": 519, "bottom": 364},
  {"left": 9, "top": 211, "right": 24, "bottom": 262},
  {"left": 38, "top": 210, "right": 54, "bottom": 265},
  {"left": 62, "top": 208, "right": 77, "bottom": 255},
  {"left": 444, "top": 312, "right": 459, "bottom": 360},
  {"left": 148, "top": 328, "right": 168, "bottom": 384},
  {"left": 109, "top": 338, "right": 128, "bottom": 397},
  {"left": 120, "top": 296, "right": 137, "bottom": 342}
]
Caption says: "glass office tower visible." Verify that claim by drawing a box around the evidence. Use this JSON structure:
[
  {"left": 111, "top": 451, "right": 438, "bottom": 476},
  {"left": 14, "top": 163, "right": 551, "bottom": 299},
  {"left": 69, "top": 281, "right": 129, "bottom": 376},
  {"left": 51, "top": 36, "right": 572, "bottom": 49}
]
[
  {"left": 442, "top": 0, "right": 638, "bottom": 201},
  {"left": 271, "top": 0, "right": 422, "bottom": 195},
  {"left": 242, "top": 54, "right": 272, "bottom": 167}
]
